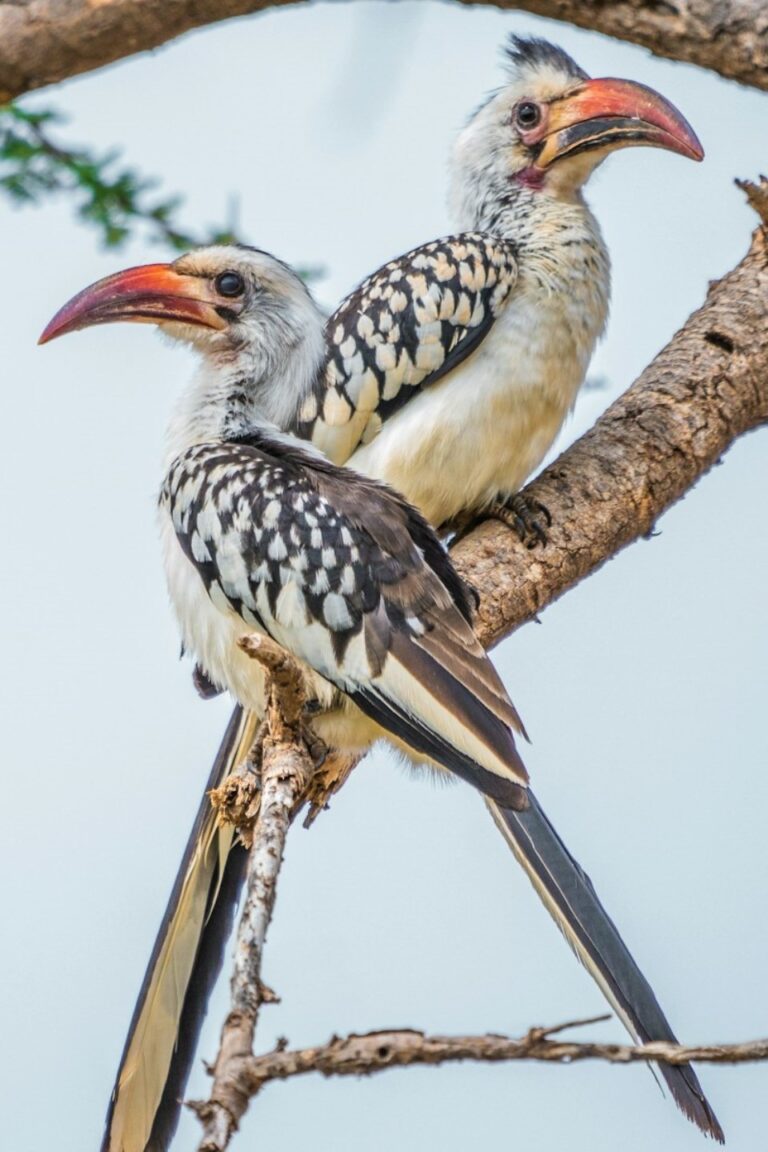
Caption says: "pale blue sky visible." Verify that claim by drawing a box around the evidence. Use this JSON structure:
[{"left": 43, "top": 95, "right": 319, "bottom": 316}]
[{"left": 1, "top": 3, "right": 766, "bottom": 1150}]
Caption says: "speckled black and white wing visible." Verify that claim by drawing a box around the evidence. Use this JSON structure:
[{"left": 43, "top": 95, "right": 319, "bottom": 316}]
[
  {"left": 161, "top": 433, "right": 528, "bottom": 806},
  {"left": 293, "top": 234, "right": 519, "bottom": 463}
]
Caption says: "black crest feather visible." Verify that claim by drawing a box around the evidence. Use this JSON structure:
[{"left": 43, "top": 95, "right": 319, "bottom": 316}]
[{"left": 504, "top": 35, "right": 588, "bottom": 82}]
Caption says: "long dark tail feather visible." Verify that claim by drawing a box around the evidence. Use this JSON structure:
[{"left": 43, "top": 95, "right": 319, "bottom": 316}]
[
  {"left": 102, "top": 706, "right": 254, "bottom": 1152},
  {"left": 488, "top": 792, "right": 724, "bottom": 1143},
  {"left": 350, "top": 685, "right": 528, "bottom": 809},
  {"left": 101, "top": 701, "right": 723, "bottom": 1147},
  {"left": 147, "top": 841, "right": 248, "bottom": 1152}
]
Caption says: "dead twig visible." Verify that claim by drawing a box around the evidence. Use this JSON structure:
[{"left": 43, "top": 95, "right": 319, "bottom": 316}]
[
  {"left": 190, "top": 636, "right": 313, "bottom": 1152},
  {"left": 192, "top": 1017, "right": 768, "bottom": 1124}
]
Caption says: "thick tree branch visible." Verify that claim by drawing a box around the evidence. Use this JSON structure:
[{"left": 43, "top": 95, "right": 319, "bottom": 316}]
[
  {"left": 0, "top": 0, "right": 277, "bottom": 103},
  {"left": 454, "top": 191, "right": 768, "bottom": 649},
  {"left": 475, "top": 0, "right": 768, "bottom": 92},
  {"left": 2, "top": 0, "right": 767, "bottom": 104}
]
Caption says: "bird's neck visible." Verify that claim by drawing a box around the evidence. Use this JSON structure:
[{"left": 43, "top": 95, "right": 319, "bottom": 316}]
[
  {"left": 164, "top": 321, "right": 325, "bottom": 466},
  {"left": 454, "top": 171, "right": 609, "bottom": 283}
]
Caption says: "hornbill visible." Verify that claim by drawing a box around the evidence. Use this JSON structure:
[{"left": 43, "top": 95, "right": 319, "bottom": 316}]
[{"left": 41, "top": 38, "right": 714, "bottom": 1152}]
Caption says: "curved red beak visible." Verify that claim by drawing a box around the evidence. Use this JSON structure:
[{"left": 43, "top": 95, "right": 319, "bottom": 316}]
[
  {"left": 537, "top": 76, "right": 704, "bottom": 168},
  {"left": 39, "top": 264, "right": 227, "bottom": 345}
]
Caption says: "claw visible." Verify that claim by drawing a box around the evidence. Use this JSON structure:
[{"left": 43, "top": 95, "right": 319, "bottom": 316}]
[
  {"left": 491, "top": 493, "right": 552, "bottom": 548},
  {"left": 300, "top": 722, "right": 327, "bottom": 769}
]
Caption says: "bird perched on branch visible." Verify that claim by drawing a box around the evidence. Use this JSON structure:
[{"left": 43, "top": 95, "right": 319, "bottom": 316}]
[
  {"left": 41, "top": 37, "right": 711, "bottom": 1152},
  {"left": 294, "top": 36, "right": 702, "bottom": 535}
]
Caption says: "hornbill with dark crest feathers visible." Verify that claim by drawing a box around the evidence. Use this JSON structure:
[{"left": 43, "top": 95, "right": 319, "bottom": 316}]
[{"left": 41, "top": 36, "right": 715, "bottom": 1152}]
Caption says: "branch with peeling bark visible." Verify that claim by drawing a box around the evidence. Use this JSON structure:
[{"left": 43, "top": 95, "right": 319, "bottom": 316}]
[
  {"left": 207, "top": 1019, "right": 768, "bottom": 1103},
  {"left": 1, "top": 0, "right": 768, "bottom": 105},
  {"left": 454, "top": 182, "right": 768, "bottom": 649},
  {"left": 193, "top": 636, "right": 312, "bottom": 1151}
]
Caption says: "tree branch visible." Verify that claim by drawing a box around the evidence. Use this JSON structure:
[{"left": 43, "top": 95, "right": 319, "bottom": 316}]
[
  {"left": 192, "top": 636, "right": 313, "bottom": 1152},
  {"left": 189, "top": 1016, "right": 768, "bottom": 1143},
  {"left": 453, "top": 185, "right": 768, "bottom": 649},
  {"left": 1, "top": 0, "right": 767, "bottom": 105},
  {"left": 472, "top": 0, "right": 768, "bottom": 93}
]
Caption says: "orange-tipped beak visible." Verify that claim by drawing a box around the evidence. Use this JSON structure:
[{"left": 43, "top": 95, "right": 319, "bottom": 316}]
[
  {"left": 39, "top": 264, "right": 228, "bottom": 345},
  {"left": 536, "top": 76, "right": 704, "bottom": 168}
]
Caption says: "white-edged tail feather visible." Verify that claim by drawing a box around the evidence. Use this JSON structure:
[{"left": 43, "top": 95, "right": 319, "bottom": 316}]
[{"left": 102, "top": 707, "right": 257, "bottom": 1152}]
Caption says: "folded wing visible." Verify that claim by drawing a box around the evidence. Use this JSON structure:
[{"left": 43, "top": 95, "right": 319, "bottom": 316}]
[
  {"left": 163, "top": 434, "right": 528, "bottom": 808},
  {"left": 293, "top": 234, "right": 519, "bottom": 463}
]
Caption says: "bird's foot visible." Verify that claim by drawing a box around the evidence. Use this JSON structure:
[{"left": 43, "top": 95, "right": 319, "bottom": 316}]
[
  {"left": 243, "top": 723, "right": 266, "bottom": 778},
  {"left": 302, "top": 751, "right": 361, "bottom": 828},
  {"left": 440, "top": 509, "right": 474, "bottom": 542},
  {"left": 210, "top": 723, "right": 267, "bottom": 841},
  {"left": 299, "top": 716, "right": 328, "bottom": 770},
  {"left": 491, "top": 493, "right": 552, "bottom": 548}
]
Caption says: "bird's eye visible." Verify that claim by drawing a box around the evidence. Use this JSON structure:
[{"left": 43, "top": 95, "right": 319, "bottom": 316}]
[
  {"left": 214, "top": 271, "right": 245, "bottom": 298},
  {"left": 515, "top": 101, "right": 541, "bottom": 130}
]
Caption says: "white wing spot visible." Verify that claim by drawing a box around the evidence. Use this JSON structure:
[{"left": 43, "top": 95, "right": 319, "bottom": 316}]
[
  {"left": 262, "top": 500, "right": 280, "bottom": 526},
  {"left": 267, "top": 534, "right": 288, "bottom": 561},
  {"left": 191, "top": 532, "right": 211, "bottom": 564},
  {"left": 323, "top": 592, "right": 354, "bottom": 631}
]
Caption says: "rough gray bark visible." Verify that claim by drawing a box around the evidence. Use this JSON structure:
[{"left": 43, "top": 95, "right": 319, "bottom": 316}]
[
  {"left": 473, "top": 0, "right": 768, "bottom": 92},
  {"left": 1, "top": 0, "right": 767, "bottom": 104}
]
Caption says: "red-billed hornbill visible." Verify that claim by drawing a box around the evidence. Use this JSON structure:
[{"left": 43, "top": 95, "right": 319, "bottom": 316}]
[{"left": 41, "top": 38, "right": 714, "bottom": 1152}]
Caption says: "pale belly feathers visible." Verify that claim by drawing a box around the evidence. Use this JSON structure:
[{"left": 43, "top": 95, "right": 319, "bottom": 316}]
[{"left": 348, "top": 276, "right": 600, "bottom": 527}]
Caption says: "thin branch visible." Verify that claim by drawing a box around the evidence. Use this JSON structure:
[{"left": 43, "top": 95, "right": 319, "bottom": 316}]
[
  {"left": 188, "top": 1017, "right": 768, "bottom": 1137},
  {"left": 453, "top": 184, "right": 768, "bottom": 649},
  {"left": 191, "top": 636, "right": 312, "bottom": 1152},
  {"left": 1, "top": 0, "right": 767, "bottom": 105},
  {"left": 0, "top": 102, "right": 246, "bottom": 249}
]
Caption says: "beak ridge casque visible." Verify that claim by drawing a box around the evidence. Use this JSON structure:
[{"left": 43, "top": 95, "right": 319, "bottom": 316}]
[
  {"left": 39, "top": 263, "right": 227, "bottom": 345},
  {"left": 536, "top": 76, "right": 704, "bottom": 168}
]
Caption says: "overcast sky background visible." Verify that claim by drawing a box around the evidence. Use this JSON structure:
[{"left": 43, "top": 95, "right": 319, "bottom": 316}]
[{"left": 1, "top": 3, "right": 767, "bottom": 1150}]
